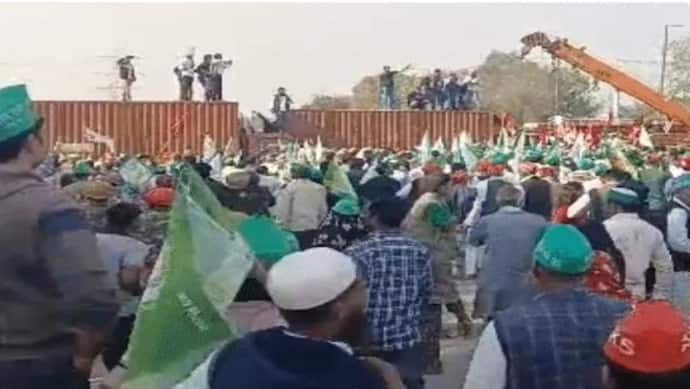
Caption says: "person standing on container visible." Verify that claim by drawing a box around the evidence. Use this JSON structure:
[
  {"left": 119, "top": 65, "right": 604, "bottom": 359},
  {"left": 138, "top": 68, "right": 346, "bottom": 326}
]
[
  {"left": 272, "top": 87, "right": 293, "bottom": 130},
  {"left": 209, "top": 53, "right": 233, "bottom": 101},
  {"left": 0, "top": 84, "right": 119, "bottom": 388},
  {"left": 116, "top": 55, "right": 136, "bottom": 102},
  {"left": 195, "top": 54, "right": 213, "bottom": 101},
  {"left": 379, "top": 64, "right": 411, "bottom": 110},
  {"left": 174, "top": 53, "right": 195, "bottom": 101},
  {"left": 431, "top": 68, "right": 446, "bottom": 110}
]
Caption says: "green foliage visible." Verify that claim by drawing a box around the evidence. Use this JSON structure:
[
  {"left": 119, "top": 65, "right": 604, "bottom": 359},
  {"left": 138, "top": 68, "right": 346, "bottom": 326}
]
[
  {"left": 668, "top": 35, "right": 690, "bottom": 107},
  {"left": 477, "top": 50, "right": 601, "bottom": 122},
  {"left": 351, "top": 73, "right": 424, "bottom": 109},
  {"left": 301, "top": 94, "right": 353, "bottom": 109}
]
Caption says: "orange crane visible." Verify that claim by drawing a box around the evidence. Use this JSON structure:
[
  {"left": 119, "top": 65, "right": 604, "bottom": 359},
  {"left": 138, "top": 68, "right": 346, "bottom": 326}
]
[{"left": 520, "top": 31, "right": 690, "bottom": 130}]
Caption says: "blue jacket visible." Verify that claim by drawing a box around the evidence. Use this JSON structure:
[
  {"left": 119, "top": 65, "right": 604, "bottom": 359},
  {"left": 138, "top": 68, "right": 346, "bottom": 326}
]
[{"left": 210, "top": 328, "right": 385, "bottom": 389}]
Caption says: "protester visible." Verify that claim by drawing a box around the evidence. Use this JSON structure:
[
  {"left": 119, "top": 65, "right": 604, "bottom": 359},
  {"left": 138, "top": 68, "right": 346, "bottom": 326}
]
[
  {"left": 255, "top": 164, "right": 283, "bottom": 198},
  {"left": 602, "top": 301, "right": 690, "bottom": 388},
  {"left": 273, "top": 163, "right": 328, "bottom": 249},
  {"left": 342, "top": 197, "right": 430, "bottom": 388},
  {"left": 379, "top": 64, "right": 411, "bottom": 110},
  {"left": 468, "top": 184, "right": 548, "bottom": 319},
  {"left": 665, "top": 179, "right": 690, "bottom": 316},
  {"left": 462, "top": 160, "right": 512, "bottom": 227},
  {"left": 222, "top": 169, "right": 275, "bottom": 216},
  {"left": 520, "top": 162, "right": 553, "bottom": 219},
  {"left": 96, "top": 202, "right": 150, "bottom": 371},
  {"left": 208, "top": 53, "right": 232, "bottom": 101},
  {"left": 431, "top": 68, "right": 445, "bottom": 110},
  {"left": 359, "top": 163, "right": 402, "bottom": 204},
  {"left": 604, "top": 186, "right": 673, "bottom": 300},
  {"left": 174, "top": 53, "right": 195, "bottom": 101},
  {"left": 195, "top": 54, "right": 213, "bottom": 101},
  {"left": 464, "top": 225, "right": 630, "bottom": 389},
  {"left": 312, "top": 197, "right": 369, "bottom": 250},
  {"left": 444, "top": 73, "right": 463, "bottom": 110},
  {"left": 116, "top": 55, "right": 136, "bottom": 102},
  {"left": 208, "top": 248, "right": 405, "bottom": 389},
  {"left": 0, "top": 84, "right": 119, "bottom": 388},
  {"left": 272, "top": 87, "right": 293, "bottom": 129},
  {"left": 405, "top": 174, "right": 473, "bottom": 339}
]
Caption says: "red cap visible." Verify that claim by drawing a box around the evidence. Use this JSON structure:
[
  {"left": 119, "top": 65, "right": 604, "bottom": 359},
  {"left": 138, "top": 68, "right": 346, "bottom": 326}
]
[
  {"left": 422, "top": 162, "right": 443, "bottom": 176},
  {"left": 476, "top": 160, "right": 492, "bottom": 176},
  {"left": 680, "top": 157, "right": 690, "bottom": 171},
  {"left": 537, "top": 166, "right": 555, "bottom": 178},
  {"left": 603, "top": 301, "right": 690, "bottom": 373},
  {"left": 519, "top": 162, "right": 538, "bottom": 176},
  {"left": 144, "top": 187, "right": 175, "bottom": 209},
  {"left": 451, "top": 171, "right": 469, "bottom": 185}
]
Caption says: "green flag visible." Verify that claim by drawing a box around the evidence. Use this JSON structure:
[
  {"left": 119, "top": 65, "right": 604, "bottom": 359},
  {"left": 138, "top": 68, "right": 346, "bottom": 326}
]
[
  {"left": 120, "top": 158, "right": 153, "bottom": 191},
  {"left": 323, "top": 161, "right": 358, "bottom": 200},
  {"left": 123, "top": 166, "right": 254, "bottom": 389}
]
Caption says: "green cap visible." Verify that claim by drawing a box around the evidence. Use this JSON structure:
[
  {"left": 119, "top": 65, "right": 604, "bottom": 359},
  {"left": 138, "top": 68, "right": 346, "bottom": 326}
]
[
  {"left": 577, "top": 158, "right": 595, "bottom": 171},
  {"left": 73, "top": 161, "right": 94, "bottom": 177},
  {"left": 534, "top": 225, "right": 594, "bottom": 275},
  {"left": 332, "top": 197, "right": 360, "bottom": 216},
  {"left": 490, "top": 152, "right": 511, "bottom": 166},
  {"left": 524, "top": 148, "right": 544, "bottom": 163},
  {"left": 290, "top": 163, "right": 310, "bottom": 179},
  {"left": 238, "top": 216, "right": 300, "bottom": 265},
  {"left": 0, "top": 85, "right": 40, "bottom": 143},
  {"left": 607, "top": 187, "right": 641, "bottom": 207}
]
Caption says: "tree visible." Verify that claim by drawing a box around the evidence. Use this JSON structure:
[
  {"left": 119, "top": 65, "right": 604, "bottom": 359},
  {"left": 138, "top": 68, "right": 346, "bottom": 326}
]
[
  {"left": 301, "top": 94, "right": 353, "bottom": 109},
  {"left": 351, "top": 73, "right": 424, "bottom": 109},
  {"left": 668, "top": 35, "right": 690, "bottom": 107},
  {"left": 477, "top": 50, "right": 601, "bottom": 122}
]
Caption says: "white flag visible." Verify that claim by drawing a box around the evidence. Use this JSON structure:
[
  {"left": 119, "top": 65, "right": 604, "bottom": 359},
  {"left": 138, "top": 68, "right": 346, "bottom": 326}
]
[
  {"left": 639, "top": 126, "right": 655, "bottom": 149},
  {"left": 84, "top": 128, "right": 116, "bottom": 153}
]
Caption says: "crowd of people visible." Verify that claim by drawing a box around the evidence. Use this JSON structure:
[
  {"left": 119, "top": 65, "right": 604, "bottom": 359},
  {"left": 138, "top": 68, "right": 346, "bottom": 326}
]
[
  {"left": 379, "top": 65, "right": 479, "bottom": 111},
  {"left": 2, "top": 82, "right": 690, "bottom": 389},
  {"left": 173, "top": 51, "right": 233, "bottom": 102}
]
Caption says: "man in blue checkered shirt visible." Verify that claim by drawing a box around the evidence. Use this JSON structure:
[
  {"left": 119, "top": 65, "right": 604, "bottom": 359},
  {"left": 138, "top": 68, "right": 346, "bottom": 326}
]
[{"left": 346, "top": 197, "right": 432, "bottom": 389}]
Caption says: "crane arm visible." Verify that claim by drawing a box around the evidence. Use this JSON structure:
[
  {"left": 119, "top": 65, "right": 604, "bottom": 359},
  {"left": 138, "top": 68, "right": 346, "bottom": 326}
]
[{"left": 520, "top": 32, "right": 690, "bottom": 128}]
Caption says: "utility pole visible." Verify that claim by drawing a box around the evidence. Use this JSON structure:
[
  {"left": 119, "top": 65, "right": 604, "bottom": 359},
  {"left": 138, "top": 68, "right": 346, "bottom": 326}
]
[{"left": 660, "top": 24, "right": 684, "bottom": 96}]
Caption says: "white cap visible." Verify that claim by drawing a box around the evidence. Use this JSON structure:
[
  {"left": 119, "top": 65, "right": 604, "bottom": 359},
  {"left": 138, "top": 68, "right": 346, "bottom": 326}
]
[{"left": 267, "top": 248, "right": 357, "bottom": 310}]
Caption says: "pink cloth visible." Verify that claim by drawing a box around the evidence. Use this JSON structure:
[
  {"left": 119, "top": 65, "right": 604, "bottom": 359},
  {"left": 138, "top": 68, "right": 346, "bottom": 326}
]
[{"left": 224, "top": 301, "right": 286, "bottom": 334}]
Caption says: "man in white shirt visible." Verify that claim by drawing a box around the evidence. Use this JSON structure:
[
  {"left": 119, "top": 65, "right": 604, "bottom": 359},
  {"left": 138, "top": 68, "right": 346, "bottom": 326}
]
[
  {"left": 272, "top": 163, "right": 328, "bottom": 249},
  {"left": 96, "top": 203, "right": 151, "bottom": 371},
  {"left": 175, "top": 54, "right": 195, "bottom": 101},
  {"left": 208, "top": 53, "right": 233, "bottom": 101},
  {"left": 665, "top": 183, "right": 690, "bottom": 316},
  {"left": 604, "top": 187, "right": 673, "bottom": 300}
]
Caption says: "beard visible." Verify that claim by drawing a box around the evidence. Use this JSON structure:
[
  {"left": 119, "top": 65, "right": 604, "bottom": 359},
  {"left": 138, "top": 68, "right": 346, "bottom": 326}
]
[{"left": 337, "top": 309, "right": 368, "bottom": 348}]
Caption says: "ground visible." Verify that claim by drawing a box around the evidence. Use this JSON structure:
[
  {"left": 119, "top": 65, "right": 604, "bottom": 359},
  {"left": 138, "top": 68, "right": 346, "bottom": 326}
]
[{"left": 426, "top": 278, "right": 480, "bottom": 389}]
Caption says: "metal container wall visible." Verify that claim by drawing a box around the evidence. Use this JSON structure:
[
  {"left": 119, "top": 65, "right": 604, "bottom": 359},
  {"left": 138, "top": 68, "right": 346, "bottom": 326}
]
[
  {"left": 289, "top": 110, "right": 497, "bottom": 149},
  {"left": 33, "top": 101, "right": 239, "bottom": 155}
]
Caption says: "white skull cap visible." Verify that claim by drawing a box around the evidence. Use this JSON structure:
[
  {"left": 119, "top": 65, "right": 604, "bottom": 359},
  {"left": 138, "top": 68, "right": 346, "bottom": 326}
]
[{"left": 267, "top": 247, "right": 357, "bottom": 310}]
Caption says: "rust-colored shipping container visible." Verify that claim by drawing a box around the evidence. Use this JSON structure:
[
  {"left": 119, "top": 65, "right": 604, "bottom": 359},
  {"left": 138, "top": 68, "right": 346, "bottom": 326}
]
[
  {"left": 33, "top": 101, "right": 239, "bottom": 155},
  {"left": 288, "top": 109, "right": 498, "bottom": 149}
]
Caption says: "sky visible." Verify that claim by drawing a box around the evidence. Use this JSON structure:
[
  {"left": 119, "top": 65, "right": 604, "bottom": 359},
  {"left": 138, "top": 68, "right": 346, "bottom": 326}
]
[{"left": 0, "top": 2, "right": 689, "bottom": 113}]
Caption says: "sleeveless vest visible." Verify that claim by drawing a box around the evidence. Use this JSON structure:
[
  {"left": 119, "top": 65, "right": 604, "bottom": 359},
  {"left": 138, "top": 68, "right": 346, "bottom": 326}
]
[
  {"left": 493, "top": 289, "right": 629, "bottom": 389},
  {"left": 480, "top": 179, "right": 509, "bottom": 216}
]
